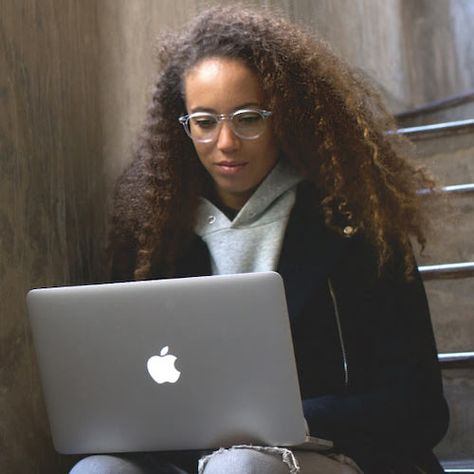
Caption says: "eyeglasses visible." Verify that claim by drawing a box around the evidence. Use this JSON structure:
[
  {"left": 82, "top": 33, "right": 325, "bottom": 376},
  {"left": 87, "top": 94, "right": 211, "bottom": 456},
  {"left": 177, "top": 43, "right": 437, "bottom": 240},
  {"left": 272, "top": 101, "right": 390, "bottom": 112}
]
[{"left": 178, "top": 108, "right": 272, "bottom": 143}]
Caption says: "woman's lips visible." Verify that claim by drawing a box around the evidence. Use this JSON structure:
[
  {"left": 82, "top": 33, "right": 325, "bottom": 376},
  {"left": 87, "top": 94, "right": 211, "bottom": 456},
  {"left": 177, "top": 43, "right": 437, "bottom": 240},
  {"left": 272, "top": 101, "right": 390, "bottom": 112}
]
[{"left": 214, "top": 161, "right": 248, "bottom": 175}]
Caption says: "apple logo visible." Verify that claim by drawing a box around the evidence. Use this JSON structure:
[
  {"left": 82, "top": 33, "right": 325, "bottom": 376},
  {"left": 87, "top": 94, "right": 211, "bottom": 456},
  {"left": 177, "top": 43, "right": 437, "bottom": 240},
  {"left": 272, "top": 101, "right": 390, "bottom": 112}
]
[{"left": 146, "top": 346, "right": 181, "bottom": 384}]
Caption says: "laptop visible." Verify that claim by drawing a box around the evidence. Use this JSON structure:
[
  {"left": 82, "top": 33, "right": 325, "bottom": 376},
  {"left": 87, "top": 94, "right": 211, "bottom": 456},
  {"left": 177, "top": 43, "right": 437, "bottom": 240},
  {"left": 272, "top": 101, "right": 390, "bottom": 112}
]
[{"left": 27, "top": 271, "right": 333, "bottom": 454}]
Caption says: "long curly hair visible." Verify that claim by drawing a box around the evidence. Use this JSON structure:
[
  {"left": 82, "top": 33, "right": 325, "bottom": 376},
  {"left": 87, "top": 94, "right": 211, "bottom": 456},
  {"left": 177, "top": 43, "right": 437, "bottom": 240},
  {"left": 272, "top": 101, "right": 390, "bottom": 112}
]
[{"left": 109, "top": 5, "right": 434, "bottom": 280}]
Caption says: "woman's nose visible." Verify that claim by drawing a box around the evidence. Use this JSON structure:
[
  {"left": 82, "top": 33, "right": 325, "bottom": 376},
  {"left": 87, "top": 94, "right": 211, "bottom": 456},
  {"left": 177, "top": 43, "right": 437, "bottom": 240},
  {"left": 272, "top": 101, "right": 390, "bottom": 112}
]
[{"left": 216, "top": 121, "right": 239, "bottom": 151}]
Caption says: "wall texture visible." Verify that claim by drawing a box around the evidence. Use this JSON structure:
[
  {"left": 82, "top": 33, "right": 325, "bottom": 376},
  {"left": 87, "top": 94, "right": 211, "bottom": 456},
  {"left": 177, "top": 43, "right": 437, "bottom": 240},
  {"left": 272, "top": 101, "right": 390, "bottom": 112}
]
[
  {"left": 0, "top": 1, "right": 105, "bottom": 472},
  {"left": 1, "top": 1, "right": 473, "bottom": 472},
  {"left": 400, "top": 0, "right": 474, "bottom": 105}
]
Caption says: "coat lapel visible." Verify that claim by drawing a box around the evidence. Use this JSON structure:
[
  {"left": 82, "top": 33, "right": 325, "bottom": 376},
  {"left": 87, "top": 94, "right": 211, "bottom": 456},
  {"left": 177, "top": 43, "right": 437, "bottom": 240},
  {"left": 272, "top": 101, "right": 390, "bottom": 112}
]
[
  {"left": 174, "top": 234, "right": 212, "bottom": 278},
  {"left": 277, "top": 184, "right": 352, "bottom": 319}
]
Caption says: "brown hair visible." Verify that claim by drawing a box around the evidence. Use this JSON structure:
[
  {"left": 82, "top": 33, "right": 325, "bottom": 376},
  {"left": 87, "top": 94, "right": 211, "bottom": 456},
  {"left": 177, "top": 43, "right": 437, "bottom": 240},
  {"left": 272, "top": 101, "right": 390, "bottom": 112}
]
[{"left": 109, "top": 5, "right": 433, "bottom": 280}]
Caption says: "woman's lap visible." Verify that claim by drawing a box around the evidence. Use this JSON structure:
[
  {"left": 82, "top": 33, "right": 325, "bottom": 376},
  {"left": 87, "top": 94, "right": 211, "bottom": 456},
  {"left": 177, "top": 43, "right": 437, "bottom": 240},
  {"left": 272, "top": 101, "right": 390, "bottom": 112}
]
[
  {"left": 70, "top": 447, "right": 363, "bottom": 474},
  {"left": 69, "top": 451, "right": 200, "bottom": 474}
]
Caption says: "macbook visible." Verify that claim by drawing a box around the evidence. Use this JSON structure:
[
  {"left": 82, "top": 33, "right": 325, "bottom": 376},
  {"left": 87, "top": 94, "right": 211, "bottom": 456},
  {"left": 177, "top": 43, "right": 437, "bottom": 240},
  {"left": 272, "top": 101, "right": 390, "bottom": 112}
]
[{"left": 27, "top": 272, "right": 332, "bottom": 454}]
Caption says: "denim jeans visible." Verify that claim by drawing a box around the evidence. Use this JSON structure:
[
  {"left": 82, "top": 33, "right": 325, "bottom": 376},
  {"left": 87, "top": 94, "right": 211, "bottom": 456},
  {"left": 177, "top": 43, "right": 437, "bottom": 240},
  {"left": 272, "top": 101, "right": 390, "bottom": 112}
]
[{"left": 69, "top": 447, "right": 363, "bottom": 473}]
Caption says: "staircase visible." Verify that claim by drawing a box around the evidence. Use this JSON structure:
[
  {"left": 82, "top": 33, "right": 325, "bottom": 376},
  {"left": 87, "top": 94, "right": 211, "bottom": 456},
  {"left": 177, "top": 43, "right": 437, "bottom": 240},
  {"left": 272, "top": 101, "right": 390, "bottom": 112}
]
[{"left": 396, "top": 93, "right": 474, "bottom": 473}]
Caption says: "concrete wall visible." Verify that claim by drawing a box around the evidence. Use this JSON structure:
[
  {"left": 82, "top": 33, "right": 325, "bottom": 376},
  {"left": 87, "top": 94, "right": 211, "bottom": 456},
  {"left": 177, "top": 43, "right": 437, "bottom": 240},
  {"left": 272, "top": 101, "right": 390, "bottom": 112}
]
[
  {"left": 2, "top": 1, "right": 473, "bottom": 472},
  {"left": 400, "top": 0, "right": 474, "bottom": 106},
  {"left": 0, "top": 1, "right": 105, "bottom": 472}
]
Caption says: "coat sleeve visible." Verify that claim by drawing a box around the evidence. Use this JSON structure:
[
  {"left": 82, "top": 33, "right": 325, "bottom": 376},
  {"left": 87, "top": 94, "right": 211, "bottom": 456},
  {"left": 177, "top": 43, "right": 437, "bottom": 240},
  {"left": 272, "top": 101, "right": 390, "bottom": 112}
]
[{"left": 302, "top": 245, "right": 449, "bottom": 471}]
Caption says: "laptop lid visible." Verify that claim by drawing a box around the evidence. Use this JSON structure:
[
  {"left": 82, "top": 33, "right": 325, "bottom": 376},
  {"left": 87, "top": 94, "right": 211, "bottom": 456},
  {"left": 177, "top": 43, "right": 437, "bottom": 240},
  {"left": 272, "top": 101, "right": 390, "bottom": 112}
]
[{"left": 27, "top": 272, "right": 310, "bottom": 454}]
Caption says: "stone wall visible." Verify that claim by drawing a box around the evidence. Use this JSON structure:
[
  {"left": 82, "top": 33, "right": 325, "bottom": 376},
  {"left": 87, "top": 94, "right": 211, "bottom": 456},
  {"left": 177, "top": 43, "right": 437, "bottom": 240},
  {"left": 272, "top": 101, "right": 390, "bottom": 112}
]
[
  {"left": 0, "top": 1, "right": 105, "bottom": 472},
  {"left": 400, "top": 0, "right": 474, "bottom": 106}
]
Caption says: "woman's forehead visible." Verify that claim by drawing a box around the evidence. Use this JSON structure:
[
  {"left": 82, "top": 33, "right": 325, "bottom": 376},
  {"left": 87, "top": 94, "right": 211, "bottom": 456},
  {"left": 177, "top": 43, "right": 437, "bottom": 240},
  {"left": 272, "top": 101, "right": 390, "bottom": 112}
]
[
  {"left": 184, "top": 57, "right": 264, "bottom": 112},
  {"left": 185, "top": 57, "right": 259, "bottom": 83}
]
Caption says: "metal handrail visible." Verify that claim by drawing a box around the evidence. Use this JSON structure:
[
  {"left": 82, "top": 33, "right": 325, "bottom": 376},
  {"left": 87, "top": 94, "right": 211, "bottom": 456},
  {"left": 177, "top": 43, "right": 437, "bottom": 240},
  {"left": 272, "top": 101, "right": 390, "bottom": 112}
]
[
  {"left": 396, "top": 118, "right": 474, "bottom": 136},
  {"left": 439, "top": 184, "right": 474, "bottom": 194},
  {"left": 419, "top": 262, "right": 474, "bottom": 279},
  {"left": 438, "top": 352, "right": 474, "bottom": 364},
  {"left": 439, "top": 352, "right": 474, "bottom": 370},
  {"left": 417, "top": 183, "right": 474, "bottom": 195},
  {"left": 443, "top": 467, "right": 474, "bottom": 474}
]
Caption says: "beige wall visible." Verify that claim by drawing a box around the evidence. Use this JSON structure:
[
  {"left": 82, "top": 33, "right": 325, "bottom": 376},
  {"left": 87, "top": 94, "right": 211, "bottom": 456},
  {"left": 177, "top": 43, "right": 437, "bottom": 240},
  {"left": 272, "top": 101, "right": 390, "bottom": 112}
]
[
  {"left": 400, "top": 0, "right": 474, "bottom": 105},
  {"left": 2, "top": 1, "right": 473, "bottom": 472},
  {"left": 0, "top": 1, "right": 104, "bottom": 472}
]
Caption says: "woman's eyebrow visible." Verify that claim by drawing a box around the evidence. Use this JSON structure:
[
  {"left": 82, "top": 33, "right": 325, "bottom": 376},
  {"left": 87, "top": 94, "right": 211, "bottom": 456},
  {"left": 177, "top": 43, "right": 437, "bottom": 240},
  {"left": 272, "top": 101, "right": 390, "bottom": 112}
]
[
  {"left": 189, "top": 107, "right": 217, "bottom": 114},
  {"left": 189, "top": 102, "right": 262, "bottom": 114}
]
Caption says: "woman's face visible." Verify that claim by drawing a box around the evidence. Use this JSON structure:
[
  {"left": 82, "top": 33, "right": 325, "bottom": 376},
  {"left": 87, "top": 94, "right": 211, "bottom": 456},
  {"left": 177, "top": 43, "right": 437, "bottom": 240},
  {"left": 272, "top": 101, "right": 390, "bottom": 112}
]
[{"left": 183, "top": 57, "right": 279, "bottom": 210}]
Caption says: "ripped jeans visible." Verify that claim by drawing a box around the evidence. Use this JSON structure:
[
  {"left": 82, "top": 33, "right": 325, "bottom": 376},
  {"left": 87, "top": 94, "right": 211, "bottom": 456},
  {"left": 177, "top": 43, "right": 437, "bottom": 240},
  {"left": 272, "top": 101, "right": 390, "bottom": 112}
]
[
  {"left": 69, "top": 446, "right": 363, "bottom": 473},
  {"left": 198, "top": 445, "right": 363, "bottom": 474}
]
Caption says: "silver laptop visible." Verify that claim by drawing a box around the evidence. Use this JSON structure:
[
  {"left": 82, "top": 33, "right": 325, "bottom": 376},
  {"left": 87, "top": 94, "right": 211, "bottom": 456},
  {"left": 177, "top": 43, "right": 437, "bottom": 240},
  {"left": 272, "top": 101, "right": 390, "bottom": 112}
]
[{"left": 27, "top": 271, "right": 332, "bottom": 454}]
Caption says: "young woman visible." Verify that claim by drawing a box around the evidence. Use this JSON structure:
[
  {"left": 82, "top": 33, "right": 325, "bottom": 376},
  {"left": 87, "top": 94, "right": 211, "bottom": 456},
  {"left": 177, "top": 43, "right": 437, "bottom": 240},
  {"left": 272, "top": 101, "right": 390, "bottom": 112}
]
[{"left": 71, "top": 6, "right": 448, "bottom": 474}]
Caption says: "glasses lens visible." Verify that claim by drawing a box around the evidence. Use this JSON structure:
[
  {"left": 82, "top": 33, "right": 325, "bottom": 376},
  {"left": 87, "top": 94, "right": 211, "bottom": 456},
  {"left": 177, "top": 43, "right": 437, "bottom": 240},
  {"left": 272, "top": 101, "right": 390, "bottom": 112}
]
[
  {"left": 232, "top": 110, "right": 265, "bottom": 139},
  {"left": 188, "top": 113, "right": 218, "bottom": 142}
]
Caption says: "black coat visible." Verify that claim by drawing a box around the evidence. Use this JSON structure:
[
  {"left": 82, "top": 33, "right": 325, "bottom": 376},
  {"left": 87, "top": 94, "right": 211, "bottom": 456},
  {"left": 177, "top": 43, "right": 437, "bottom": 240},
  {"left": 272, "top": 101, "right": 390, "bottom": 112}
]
[{"left": 112, "top": 183, "right": 449, "bottom": 474}]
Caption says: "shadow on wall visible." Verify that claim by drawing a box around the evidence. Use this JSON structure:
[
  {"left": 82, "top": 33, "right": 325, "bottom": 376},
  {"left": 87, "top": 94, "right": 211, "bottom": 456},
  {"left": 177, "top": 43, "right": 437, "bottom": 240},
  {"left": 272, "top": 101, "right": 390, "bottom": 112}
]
[{"left": 1, "top": 1, "right": 106, "bottom": 472}]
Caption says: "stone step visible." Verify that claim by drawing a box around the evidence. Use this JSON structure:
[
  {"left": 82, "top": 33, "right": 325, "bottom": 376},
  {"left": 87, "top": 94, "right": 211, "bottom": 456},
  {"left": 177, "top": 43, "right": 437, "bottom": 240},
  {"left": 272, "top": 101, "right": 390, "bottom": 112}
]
[
  {"left": 421, "top": 277, "right": 474, "bottom": 353},
  {"left": 406, "top": 122, "right": 474, "bottom": 186},
  {"left": 436, "top": 356, "right": 473, "bottom": 467},
  {"left": 436, "top": 355, "right": 473, "bottom": 464},
  {"left": 414, "top": 190, "right": 474, "bottom": 355},
  {"left": 399, "top": 120, "right": 474, "bottom": 349},
  {"left": 396, "top": 111, "right": 474, "bottom": 466},
  {"left": 435, "top": 367, "right": 474, "bottom": 462},
  {"left": 415, "top": 190, "right": 474, "bottom": 265},
  {"left": 396, "top": 91, "right": 474, "bottom": 128}
]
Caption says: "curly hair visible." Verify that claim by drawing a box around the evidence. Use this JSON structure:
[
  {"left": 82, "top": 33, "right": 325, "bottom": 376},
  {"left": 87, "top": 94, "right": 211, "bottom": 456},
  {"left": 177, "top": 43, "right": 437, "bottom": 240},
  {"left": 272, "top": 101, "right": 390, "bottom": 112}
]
[{"left": 109, "top": 5, "right": 434, "bottom": 280}]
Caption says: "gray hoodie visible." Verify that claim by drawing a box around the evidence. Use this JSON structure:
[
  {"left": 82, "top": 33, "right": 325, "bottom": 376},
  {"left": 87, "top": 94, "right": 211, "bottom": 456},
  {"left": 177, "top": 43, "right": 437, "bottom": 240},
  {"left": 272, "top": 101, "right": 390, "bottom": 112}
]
[{"left": 194, "top": 160, "right": 303, "bottom": 275}]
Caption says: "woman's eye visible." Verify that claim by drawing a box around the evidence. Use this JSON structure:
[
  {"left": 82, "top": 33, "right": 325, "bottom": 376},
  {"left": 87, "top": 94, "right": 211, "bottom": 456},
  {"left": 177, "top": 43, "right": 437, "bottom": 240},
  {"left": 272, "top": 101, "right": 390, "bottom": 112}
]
[
  {"left": 236, "top": 113, "right": 261, "bottom": 125},
  {"left": 192, "top": 117, "right": 217, "bottom": 129}
]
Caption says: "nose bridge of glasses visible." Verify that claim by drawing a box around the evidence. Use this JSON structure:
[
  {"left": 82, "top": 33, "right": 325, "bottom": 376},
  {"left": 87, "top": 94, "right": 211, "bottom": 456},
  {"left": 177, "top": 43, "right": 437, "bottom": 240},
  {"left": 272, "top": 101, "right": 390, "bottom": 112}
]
[
  {"left": 215, "top": 118, "right": 239, "bottom": 145},
  {"left": 211, "top": 113, "right": 237, "bottom": 137},
  {"left": 216, "top": 113, "right": 234, "bottom": 123}
]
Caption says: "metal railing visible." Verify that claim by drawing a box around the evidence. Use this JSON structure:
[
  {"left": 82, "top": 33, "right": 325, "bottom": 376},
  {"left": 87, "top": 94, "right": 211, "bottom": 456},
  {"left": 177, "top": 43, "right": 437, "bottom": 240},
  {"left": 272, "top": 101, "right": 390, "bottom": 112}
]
[
  {"left": 442, "top": 467, "right": 474, "bottom": 474},
  {"left": 438, "top": 184, "right": 474, "bottom": 194},
  {"left": 438, "top": 352, "right": 474, "bottom": 368},
  {"left": 417, "top": 183, "right": 474, "bottom": 195},
  {"left": 419, "top": 262, "right": 474, "bottom": 279},
  {"left": 396, "top": 118, "right": 474, "bottom": 137}
]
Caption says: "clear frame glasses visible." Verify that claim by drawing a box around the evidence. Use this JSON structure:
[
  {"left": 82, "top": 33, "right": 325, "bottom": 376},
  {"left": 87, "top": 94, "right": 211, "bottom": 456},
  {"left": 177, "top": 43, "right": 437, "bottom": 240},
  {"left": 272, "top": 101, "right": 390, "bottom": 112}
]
[{"left": 178, "top": 108, "right": 272, "bottom": 143}]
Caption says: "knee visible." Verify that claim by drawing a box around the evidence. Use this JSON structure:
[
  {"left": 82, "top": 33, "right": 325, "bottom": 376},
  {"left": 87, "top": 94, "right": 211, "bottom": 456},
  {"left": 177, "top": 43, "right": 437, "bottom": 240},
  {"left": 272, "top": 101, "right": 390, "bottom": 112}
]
[
  {"left": 199, "top": 447, "right": 295, "bottom": 474},
  {"left": 69, "top": 454, "right": 147, "bottom": 474}
]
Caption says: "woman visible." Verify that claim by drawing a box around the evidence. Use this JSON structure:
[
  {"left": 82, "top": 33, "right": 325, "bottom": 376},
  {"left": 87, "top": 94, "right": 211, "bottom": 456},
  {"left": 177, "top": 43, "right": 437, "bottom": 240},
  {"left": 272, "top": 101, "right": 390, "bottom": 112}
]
[{"left": 71, "top": 6, "right": 448, "bottom": 474}]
